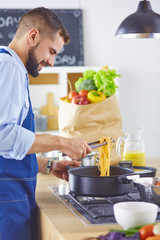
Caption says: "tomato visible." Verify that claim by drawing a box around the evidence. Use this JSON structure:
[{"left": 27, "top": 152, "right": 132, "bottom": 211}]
[
  {"left": 145, "top": 236, "right": 160, "bottom": 240},
  {"left": 68, "top": 91, "right": 79, "bottom": 100},
  {"left": 139, "top": 225, "right": 154, "bottom": 240},
  {"left": 79, "top": 90, "right": 88, "bottom": 97}
]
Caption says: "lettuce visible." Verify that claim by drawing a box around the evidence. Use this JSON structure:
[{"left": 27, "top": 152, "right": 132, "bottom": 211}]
[
  {"left": 83, "top": 69, "right": 97, "bottom": 79},
  {"left": 75, "top": 68, "right": 120, "bottom": 97},
  {"left": 94, "top": 69, "right": 120, "bottom": 97}
]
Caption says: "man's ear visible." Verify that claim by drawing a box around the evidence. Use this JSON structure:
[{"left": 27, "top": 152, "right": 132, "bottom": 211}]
[{"left": 28, "top": 29, "right": 40, "bottom": 46}]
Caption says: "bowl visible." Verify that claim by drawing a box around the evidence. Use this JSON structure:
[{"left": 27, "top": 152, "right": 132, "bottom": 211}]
[
  {"left": 134, "top": 177, "right": 160, "bottom": 205},
  {"left": 113, "top": 201, "right": 158, "bottom": 229}
]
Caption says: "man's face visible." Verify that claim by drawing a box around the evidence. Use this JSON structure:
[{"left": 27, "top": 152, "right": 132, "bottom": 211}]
[{"left": 26, "top": 33, "right": 64, "bottom": 77}]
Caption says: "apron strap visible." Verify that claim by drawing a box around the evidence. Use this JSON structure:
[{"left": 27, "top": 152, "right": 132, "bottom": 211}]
[{"left": 0, "top": 48, "right": 12, "bottom": 56}]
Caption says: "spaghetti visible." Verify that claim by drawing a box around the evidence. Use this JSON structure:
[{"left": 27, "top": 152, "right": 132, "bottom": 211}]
[{"left": 98, "top": 137, "right": 112, "bottom": 176}]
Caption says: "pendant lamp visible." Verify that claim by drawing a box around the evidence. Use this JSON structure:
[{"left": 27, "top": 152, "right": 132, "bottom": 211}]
[{"left": 115, "top": 0, "right": 160, "bottom": 38}]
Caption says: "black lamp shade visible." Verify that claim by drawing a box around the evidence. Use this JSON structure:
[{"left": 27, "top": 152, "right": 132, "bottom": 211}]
[{"left": 115, "top": 1, "right": 160, "bottom": 38}]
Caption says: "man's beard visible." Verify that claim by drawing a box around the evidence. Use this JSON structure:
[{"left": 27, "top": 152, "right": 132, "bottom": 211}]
[{"left": 26, "top": 49, "right": 39, "bottom": 77}]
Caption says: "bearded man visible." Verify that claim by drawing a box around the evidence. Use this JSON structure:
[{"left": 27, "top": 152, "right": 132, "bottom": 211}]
[{"left": 0, "top": 7, "right": 91, "bottom": 240}]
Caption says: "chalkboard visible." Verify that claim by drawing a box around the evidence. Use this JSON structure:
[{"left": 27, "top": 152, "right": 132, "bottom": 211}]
[{"left": 0, "top": 9, "right": 84, "bottom": 66}]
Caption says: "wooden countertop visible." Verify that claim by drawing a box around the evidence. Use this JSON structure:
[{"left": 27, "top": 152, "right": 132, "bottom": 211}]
[{"left": 35, "top": 157, "right": 160, "bottom": 240}]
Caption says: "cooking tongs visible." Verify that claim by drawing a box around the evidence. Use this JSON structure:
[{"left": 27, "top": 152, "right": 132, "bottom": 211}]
[
  {"left": 62, "top": 139, "right": 115, "bottom": 156},
  {"left": 88, "top": 138, "right": 115, "bottom": 149}
]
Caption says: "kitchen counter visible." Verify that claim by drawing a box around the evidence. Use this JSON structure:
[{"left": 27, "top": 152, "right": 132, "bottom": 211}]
[{"left": 35, "top": 157, "right": 160, "bottom": 240}]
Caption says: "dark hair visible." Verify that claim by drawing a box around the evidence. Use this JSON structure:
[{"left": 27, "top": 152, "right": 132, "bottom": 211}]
[{"left": 15, "top": 7, "right": 70, "bottom": 44}]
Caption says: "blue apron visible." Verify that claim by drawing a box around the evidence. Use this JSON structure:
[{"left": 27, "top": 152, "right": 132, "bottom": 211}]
[{"left": 0, "top": 49, "right": 39, "bottom": 240}]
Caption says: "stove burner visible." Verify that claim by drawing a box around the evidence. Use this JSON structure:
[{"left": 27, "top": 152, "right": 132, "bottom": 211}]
[
  {"left": 68, "top": 189, "right": 141, "bottom": 219},
  {"left": 48, "top": 185, "right": 160, "bottom": 225}
]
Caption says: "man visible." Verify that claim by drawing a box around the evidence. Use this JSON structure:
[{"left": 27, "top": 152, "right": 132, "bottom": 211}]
[{"left": 0, "top": 7, "right": 91, "bottom": 240}]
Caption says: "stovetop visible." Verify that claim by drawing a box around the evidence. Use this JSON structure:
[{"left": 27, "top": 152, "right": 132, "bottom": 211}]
[{"left": 48, "top": 184, "right": 160, "bottom": 226}]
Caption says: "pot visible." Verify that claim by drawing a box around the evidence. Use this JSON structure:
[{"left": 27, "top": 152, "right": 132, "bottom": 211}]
[
  {"left": 40, "top": 150, "right": 59, "bottom": 159},
  {"left": 68, "top": 166, "right": 135, "bottom": 197},
  {"left": 38, "top": 151, "right": 72, "bottom": 161},
  {"left": 134, "top": 177, "right": 160, "bottom": 206},
  {"left": 80, "top": 152, "right": 98, "bottom": 166}
]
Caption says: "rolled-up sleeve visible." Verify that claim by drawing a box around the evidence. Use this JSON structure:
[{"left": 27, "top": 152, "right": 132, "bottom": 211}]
[
  {"left": 0, "top": 124, "right": 35, "bottom": 160},
  {"left": 0, "top": 57, "right": 35, "bottom": 160}
]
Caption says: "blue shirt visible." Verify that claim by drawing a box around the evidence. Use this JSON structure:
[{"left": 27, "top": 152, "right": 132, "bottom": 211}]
[{"left": 0, "top": 47, "right": 35, "bottom": 160}]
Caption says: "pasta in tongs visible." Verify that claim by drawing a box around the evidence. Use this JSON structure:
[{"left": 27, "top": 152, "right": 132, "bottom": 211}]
[{"left": 98, "top": 137, "right": 113, "bottom": 176}]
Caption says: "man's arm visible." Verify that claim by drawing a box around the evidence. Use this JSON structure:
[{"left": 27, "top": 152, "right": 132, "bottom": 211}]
[
  {"left": 37, "top": 157, "right": 49, "bottom": 173},
  {"left": 37, "top": 157, "right": 81, "bottom": 181},
  {"left": 28, "top": 134, "right": 92, "bottom": 160}
]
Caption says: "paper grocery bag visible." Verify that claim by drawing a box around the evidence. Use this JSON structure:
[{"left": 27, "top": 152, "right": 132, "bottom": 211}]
[{"left": 58, "top": 94, "right": 123, "bottom": 165}]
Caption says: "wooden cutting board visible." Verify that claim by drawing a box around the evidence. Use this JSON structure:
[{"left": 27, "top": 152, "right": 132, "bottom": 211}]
[{"left": 40, "top": 92, "right": 59, "bottom": 130}]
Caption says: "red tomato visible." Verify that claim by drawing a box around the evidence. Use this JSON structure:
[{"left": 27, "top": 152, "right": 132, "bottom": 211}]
[
  {"left": 140, "top": 225, "right": 154, "bottom": 240},
  {"left": 79, "top": 90, "right": 88, "bottom": 97},
  {"left": 145, "top": 236, "right": 160, "bottom": 240},
  {"left": 68, "top": 91, "right": 79, "bottom": 100}
]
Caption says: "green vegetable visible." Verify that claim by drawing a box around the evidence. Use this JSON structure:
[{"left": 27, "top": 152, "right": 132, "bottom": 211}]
[
  {"left": 76, "top": 79, "right": 97, "bottom": 92},
  {"left": 94, "top": 69, "right": 120, "bottom": 97},
  {"left": 110, "top": 228, "right": 139, "bottom": 237},
  {"left": 74, "top": 68, "right": 120, "bottom": 97},
  {"left": 75, "top": 69, "right": 97, "bottom": 91},
  {"left": 75, "top": 77, "right": 85, "bottom": 90},
  {"left": 83, "top": 69, "right": 97, "bottom": 79},
  {"left": 110, "top": 224, "right": 157, "bottom": 237}
]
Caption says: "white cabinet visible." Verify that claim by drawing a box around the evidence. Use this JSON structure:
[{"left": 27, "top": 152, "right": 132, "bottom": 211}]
[
  {"left": 39, "top": 66, "right": 102, "bottom": 97},
  {"left": 29, "top": 65, "right": 119, "bottom": 109}
]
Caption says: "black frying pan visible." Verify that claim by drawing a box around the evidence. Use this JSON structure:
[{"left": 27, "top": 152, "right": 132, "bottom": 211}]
[{"left": 68, "top": 166, "right": 134, "bottom": 197}]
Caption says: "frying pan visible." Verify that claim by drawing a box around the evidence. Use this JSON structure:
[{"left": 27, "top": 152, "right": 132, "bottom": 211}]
[{"left": 68, "top": 166, "right": 135, "bottom": 197}]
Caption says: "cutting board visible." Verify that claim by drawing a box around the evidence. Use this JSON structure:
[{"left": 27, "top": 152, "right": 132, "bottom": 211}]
[{"left": 40, "top": 92, "right": 59, "bottom": 130}]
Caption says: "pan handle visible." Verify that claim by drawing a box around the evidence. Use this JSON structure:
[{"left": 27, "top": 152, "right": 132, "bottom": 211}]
[{"left": 117, "top": 175, "right": 140, "bottom": 184}]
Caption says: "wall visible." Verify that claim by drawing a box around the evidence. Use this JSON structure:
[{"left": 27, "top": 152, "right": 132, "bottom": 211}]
[{"left": 1, "top": 0, "right": 160, "bottom": 157}]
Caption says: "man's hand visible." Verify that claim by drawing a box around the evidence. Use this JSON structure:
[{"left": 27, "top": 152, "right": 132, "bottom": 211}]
[
  {"left": 60, "top": 138, "right": 92, "bottom": 160},
  {"left": 28, "top": 135, "right": 91, "bottom": 160},
  {"left": 51, "top": 160, "right": 80, "bottom": 181}
]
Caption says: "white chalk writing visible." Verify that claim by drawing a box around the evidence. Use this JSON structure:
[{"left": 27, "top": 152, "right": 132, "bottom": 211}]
[
  {"left": 0, "top": 16, "right": 21, "bottom": 28},
  {"left": 55, "top": 55, "right": 76, "bottom": 65}
]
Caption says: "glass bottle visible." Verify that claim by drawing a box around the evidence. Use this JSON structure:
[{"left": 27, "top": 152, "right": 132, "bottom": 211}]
[{"left": 116, "top": 127, "right": 146, "bottom": 166}]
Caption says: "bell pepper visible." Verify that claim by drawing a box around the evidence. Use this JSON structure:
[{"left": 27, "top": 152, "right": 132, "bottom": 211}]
[
  {"left": 63, "top": 99, "right": 70, "bottom": 103},
  {"left": 87, "top": 90, "right": 106, "bottom": 103}
]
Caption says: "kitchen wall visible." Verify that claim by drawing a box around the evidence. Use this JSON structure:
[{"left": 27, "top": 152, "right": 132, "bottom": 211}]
[{"left": 1, "top": 0, "right": 160, "bottom": 157}]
